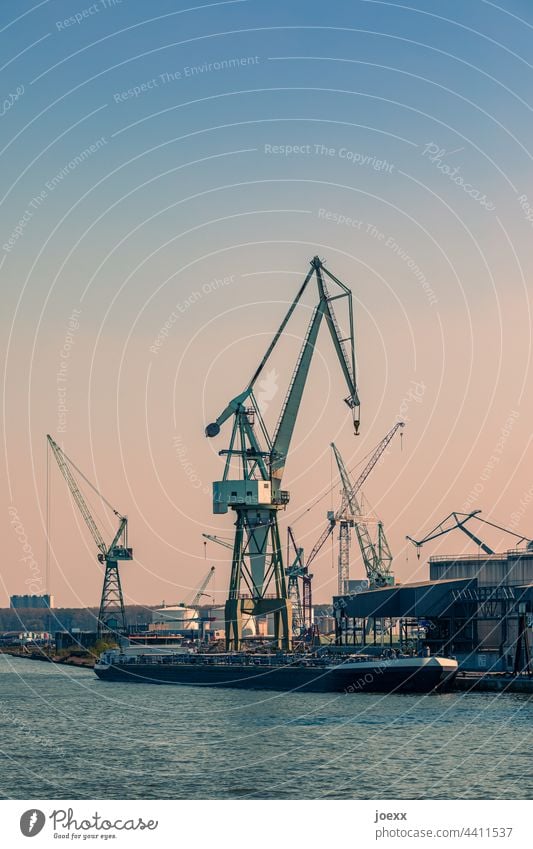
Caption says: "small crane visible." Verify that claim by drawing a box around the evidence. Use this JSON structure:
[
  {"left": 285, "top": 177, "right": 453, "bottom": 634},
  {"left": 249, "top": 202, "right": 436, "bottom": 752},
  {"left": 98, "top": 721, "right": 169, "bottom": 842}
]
[
  {"left": 160, "top": 566, "right": 216, "bottom": 608},
  {"left": 47, "top": 435, "right": 132, "bottom": 639},
  {"left": 286, "top": 526, "right": 312, "bottom": 634},
  {"left": 406, "top": 510, "right": 533, "bottom": 558},
  {"left": 190, "top": 566, "right": 216, "bottom": 607},
  {"left": 306, "top": 423, "right": 404, "bottom": 592},
  {"left": 331, "top": 442, "right": 395, "bottom": 591}
]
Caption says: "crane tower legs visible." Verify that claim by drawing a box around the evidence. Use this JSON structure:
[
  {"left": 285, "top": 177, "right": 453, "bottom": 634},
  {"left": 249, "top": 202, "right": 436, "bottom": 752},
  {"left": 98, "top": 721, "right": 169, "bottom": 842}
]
[
  {"left": 98, "top": 559, "right": 127, "bottom": 639},
  {"left": 225, "top": 506, "right": 292, "bottom": 650}
]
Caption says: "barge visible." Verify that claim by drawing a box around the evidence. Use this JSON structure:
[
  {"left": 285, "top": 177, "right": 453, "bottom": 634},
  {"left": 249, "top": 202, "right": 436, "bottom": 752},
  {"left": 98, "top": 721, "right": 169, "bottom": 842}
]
[{"left": 94, "top": 649, "right": 458, "bottom": 693}]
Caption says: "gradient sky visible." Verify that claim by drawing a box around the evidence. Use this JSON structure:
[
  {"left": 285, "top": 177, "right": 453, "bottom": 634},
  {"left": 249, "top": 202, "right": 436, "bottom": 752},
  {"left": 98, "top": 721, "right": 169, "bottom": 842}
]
[{"left": 2, "top": 0, "right": 533, "bottom": 609}]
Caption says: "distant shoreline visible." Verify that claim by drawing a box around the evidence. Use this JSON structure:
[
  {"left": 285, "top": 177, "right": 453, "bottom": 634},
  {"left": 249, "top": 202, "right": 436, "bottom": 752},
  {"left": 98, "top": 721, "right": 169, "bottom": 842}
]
[{"left": 0, "top": 648, "right": 94, "bottom": 668}]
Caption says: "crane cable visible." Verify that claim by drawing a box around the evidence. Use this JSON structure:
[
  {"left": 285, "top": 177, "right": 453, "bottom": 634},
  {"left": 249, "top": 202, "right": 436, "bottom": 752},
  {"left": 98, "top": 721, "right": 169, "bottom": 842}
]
[
  {"left": 292, "top": 435, "right": 396, "bottom": 527},
  {"left": 46, "top": 440, "right": 50, "bottom": 596},
  {"left": 56, "top": 443, "right": 121, "bottom": 517}
]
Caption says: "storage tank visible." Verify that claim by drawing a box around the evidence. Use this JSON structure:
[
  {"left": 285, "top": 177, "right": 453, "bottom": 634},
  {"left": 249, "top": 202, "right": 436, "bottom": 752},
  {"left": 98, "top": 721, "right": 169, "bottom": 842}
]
[
  {"left": 205, "top": 605, "right": 257, "bottom": 636},
  {"left": 150, "top": 605, "right": 199, "bottom": 632}
]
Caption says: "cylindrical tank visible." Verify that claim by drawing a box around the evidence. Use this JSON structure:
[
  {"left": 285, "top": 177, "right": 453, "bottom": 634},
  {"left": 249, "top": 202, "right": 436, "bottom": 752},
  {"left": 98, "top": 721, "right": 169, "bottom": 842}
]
[{"left": 150, "top": 605, "right": 199, "bottom": 631}]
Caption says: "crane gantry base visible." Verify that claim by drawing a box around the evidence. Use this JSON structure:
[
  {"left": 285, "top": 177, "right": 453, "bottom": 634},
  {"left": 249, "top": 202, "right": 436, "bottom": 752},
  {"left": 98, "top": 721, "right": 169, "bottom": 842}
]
[
  {"left": 225, "top": 596, "right": 292, "bottom": 651},
  {"left": 98, "top": 559, "right": 127, "bottom": 639}
]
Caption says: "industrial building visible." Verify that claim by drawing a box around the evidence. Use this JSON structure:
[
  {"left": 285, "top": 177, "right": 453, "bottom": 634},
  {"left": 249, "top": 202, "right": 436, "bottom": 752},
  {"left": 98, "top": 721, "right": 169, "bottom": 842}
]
[
  {"left": 334, "top": 550, "right": 533, "bottom": 671},
  {"left": 10, "top": 594, "right": 54, "bottom": 609}
]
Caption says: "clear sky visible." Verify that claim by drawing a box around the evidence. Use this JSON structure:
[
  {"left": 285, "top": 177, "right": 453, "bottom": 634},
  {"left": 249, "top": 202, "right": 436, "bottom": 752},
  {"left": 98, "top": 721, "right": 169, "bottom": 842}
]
[{"left": 2, "top": 0, "right": 533, "bottom": 609}]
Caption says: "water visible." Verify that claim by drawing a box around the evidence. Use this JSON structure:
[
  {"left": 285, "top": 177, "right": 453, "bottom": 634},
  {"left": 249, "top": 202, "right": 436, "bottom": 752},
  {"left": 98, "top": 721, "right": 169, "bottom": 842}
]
[{"left": 1, "top": 655, "right": 531, "bottom": 799}]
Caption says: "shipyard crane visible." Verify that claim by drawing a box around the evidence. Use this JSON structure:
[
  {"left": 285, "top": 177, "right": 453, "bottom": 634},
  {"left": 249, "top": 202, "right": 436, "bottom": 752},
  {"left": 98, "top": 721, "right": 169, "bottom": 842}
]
[
  {"left": 204, "top": 530, "right": 313, "bottom": 634},
  {"left": 205, "top": 256, "right": 360, "bottom": 650},
  {"left": 286, "top": 526, "right": 312, "bottom": 634},
  {"left": 190, "top": 565, "right": 215, "bottom": 606},
  {"left": 47, "top": 435, "right": 132, "bottom": 639},
  {"left": 162, "top": 564, "right": 217, "bottom": 610},
  {"left": 306, "top": 423, "right": 404, "bottom": 592},
  {"left": 331, "top": 442, "right": 395, "bottom": 592},
  {"left": 406, "top": 510, "right": 533, "bottom": 558}
]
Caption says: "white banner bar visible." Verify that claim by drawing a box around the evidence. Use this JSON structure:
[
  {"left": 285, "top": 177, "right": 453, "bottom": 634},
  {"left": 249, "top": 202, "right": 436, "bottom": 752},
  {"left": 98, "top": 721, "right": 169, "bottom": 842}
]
[{"left": 1, "top": 799, "right": 530, "bottom": 848}]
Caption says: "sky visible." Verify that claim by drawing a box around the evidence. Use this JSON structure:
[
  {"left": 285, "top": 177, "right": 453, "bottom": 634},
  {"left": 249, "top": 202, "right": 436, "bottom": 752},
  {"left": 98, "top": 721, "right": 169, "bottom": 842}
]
[{"left": 2, "top": 0, "right": 533, "bottom": 609}]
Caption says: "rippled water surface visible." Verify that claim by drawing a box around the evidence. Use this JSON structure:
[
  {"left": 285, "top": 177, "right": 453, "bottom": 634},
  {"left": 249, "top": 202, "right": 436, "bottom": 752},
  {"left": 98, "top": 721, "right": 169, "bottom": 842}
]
[{"left": 1, "top": 655, "right": 531, "bottom": 799}]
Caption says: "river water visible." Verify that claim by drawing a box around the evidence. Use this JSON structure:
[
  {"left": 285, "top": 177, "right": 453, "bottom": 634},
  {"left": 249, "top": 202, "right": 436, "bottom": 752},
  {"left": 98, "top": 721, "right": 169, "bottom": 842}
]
[{"left": 0, "top": 655, "right": 531, "bottom": 799}]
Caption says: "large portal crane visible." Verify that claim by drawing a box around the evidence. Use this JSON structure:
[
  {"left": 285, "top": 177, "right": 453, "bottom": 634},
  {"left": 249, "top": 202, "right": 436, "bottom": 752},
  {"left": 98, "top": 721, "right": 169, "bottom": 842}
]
[
  {"left": 205, "top": 256, "right": 360, "bottom": 650},
  {"left": 47, "top": 436, "right": 132, "bottom": 639},
  {"left": 306, "top": 422, "right": 404, "bottom": 592}
]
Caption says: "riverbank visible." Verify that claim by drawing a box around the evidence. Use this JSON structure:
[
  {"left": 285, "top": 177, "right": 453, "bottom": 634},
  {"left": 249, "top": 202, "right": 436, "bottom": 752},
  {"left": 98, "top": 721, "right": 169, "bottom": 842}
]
[{"left": 0, "top": 648, "right": 94, "bottom": 668}]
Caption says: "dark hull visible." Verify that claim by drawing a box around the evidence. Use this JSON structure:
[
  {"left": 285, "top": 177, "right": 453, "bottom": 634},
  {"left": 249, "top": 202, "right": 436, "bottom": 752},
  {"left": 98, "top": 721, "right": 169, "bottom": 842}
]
[{"left": 94, "top": 658, "right": 457, "bottom": 694}]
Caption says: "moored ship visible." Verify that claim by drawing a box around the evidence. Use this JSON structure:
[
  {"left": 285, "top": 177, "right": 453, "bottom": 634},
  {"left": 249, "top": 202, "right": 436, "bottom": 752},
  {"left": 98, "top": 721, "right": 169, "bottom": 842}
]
[{"left": 94, "top": 649, "right": 458, "bottom": 693}]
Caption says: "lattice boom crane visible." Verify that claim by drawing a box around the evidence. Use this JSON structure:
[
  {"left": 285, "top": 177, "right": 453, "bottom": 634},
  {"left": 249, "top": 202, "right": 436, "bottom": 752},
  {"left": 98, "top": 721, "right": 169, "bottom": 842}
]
[
  {"left": 306, "top": 422, "right": 404, "bottom": 573},
  {"left": 47, "top": 435, "right": 132, "bottom": 639}
]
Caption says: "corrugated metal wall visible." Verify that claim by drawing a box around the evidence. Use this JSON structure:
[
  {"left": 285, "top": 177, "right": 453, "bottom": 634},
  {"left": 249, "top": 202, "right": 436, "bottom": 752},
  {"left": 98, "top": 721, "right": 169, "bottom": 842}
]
[{"left": 429, "top": 555, "right": 533, "bottom": 586}]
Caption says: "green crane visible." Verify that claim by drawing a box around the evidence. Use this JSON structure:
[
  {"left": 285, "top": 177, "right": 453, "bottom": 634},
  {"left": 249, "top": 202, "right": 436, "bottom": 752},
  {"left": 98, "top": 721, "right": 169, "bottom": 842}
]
[
  {"left": 331, "top": 441, "right": 396, "bottom": 591},
  {"left": 205, "top": 256, "right": 360, "bottom": 650},
  {"left": 202, "top": 529, "right": 313, "bottom": 636},
  {"left": 286, "top": 526, "right": 312, "bottom": 635},
  {"left": 47, "top": 436, "right": 132, "bottom": 639},
  {"left": 306, "top": 423, "right": 404, "bottom": 592},
  {"left": 406, "top": 510, "right": 533, "bottom": 557}
]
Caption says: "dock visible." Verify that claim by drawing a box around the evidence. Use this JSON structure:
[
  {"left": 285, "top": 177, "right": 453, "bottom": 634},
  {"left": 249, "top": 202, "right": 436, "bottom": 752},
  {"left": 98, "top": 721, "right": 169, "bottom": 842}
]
[{"left": 454, "top": 673, "right": 533, "bottom": 694}]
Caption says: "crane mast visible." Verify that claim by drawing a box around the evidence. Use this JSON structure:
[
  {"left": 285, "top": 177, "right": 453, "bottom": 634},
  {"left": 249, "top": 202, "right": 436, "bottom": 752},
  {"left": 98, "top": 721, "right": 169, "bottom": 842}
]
[
  {"left": 190, "top": 566, "right": 216, "bottom": 606},
  {"left": 331, "top": 442, "right": 396, "bottom": 591},
  {"left": 286, "top": 526, "right": 313, "bottom": 634},
  {"left": 203, "top": 530, "right": 312, "bottom": 636},
  {"left": 205, "top": 256, "right": 360, "bottom": 650},
  {"left": 306, "top": 422, "right": 404, "bottom": 573},
  {"left": 47, "top": 436, "right": 132, "bottom": 639}
]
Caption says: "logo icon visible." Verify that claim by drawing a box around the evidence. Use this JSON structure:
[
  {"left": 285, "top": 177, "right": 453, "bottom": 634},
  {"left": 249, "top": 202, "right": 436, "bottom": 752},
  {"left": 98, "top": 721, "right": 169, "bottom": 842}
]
[
  {"left": 256, "top": 368, "right": 279, "bottom": 414},
  {"left": 20, "top": 810, "right": 46, "bottom": 837}
]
